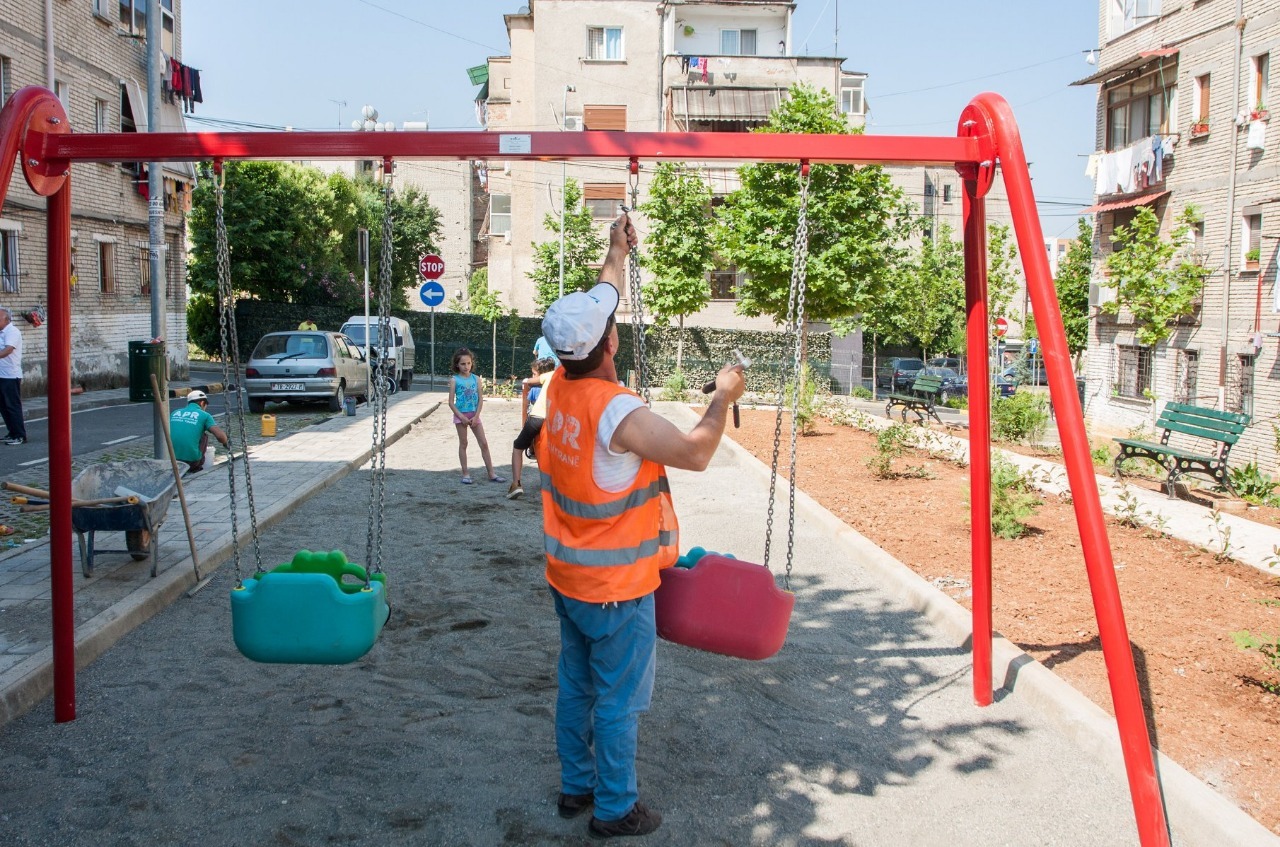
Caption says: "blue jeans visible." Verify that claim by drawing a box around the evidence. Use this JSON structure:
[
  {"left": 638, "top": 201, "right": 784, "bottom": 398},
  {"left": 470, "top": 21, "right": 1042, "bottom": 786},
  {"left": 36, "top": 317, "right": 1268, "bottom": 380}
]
[{"left": 550, "top": 587, "right": 656, "bottom": 822}]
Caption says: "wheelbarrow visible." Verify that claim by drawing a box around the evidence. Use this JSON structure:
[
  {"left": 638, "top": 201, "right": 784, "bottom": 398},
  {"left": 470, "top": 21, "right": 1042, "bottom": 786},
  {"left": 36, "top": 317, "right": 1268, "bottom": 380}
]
[{"left": 71, "top": 460, "right": 177, "bottom": 578}]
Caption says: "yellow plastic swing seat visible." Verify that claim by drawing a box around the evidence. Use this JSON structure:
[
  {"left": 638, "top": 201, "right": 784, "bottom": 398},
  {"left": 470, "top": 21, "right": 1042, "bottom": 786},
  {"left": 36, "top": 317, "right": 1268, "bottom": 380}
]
[
  {"left": 655, "top": 553, "right": 794, "bottom": 660},
  {"left": 230, "top": 550, "right": 390, "bottom": 665}
]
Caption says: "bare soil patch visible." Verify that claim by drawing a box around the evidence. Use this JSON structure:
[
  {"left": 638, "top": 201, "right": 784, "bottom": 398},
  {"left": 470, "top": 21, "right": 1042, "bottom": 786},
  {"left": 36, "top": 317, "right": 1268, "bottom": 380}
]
[{"left": 728, "top": 408, "right": 1280, "bottom": 835}]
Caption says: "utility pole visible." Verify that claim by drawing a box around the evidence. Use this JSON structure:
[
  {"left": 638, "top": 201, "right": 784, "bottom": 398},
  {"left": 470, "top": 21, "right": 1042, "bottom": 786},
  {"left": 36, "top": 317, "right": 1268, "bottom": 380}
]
[
  {"left": 147, "top": 0, "right": 167, "bottom": 459},
  {"left": 559, "top": 85, "right": 575, "bottom": 298}
]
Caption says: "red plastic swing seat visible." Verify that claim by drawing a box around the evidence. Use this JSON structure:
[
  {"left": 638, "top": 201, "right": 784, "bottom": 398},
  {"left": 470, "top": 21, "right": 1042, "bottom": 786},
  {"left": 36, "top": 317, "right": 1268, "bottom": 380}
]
[{"left": 654, "top": 555, "right": 794, "bottom": 660}]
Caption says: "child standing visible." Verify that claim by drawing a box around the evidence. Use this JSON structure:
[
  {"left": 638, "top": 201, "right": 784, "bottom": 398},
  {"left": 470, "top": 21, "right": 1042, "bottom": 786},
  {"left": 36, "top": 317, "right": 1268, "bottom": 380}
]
[
  {"left": 448, "top": 347, "right": 503, "bottom": 485},
  {"left": 507, "top": 357, "right": 557, "bottom": 500}
]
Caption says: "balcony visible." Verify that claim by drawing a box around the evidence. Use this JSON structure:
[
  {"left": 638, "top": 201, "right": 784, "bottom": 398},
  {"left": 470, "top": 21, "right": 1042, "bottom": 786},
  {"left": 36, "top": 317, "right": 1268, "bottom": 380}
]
[{"left": 661, "top": 54, "right": 841, "bottom": 131}]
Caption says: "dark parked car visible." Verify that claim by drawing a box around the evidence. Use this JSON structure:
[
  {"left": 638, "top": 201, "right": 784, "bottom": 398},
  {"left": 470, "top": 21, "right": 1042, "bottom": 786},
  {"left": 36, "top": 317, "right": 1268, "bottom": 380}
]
[
  {"left": 1002, "top": 357, "right": 1051, "bottom": 386},
  {"left": 919, "top": 366, "right": 967, "bottom": 404},
  {"left": 994, "top": 374, "right": 1018, "bottom": 398},
  {"left": 926, "top": 356, "right": 963, "bottom": 373},
  {"left": 875, "top": 357, "right": 926, "bottom": 391}
]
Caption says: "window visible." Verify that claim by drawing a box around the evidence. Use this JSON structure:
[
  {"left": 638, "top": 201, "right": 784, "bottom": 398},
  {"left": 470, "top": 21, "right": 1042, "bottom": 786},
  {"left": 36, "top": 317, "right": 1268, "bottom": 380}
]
[
  {"left": 1254, "top": 53, "right": 1269, "bottom": 110},
  {"left": 1175, "top": 349, "right": 1198, "bottom": 404},
  {"left": 1230, "top": 354, "right": 1256, "bottom": 416},
  {"left": 98, "top": 240, "right": 116, "bottom": 293},
  {"left": 720, "top": 29, "right": 757, "bottom": 56},
  {"left": 583, "top": 184, "right": 625, "bottom": 219},
  {"left": 120, "top": 82, "right": 139, "bottom": 132},
  {"left": 1110, "top": 0, "right": 1162, "bottom": 38},
  {"left": 0, "top": 226, "right": 19, "bottom": 294},
  {"left": 138, "top": 245, "right": 151, "bottom": 295},
  {"left": 1243, "top": 212, "right": 1261, "bottom": 267},
  {"left": 943, "top": 184, "right": 953, "bottom": 203},
  {"left": 1194, "top": 74, "right": 1210, "bottom": 123},
  {"left": 583, "top": 105, "right": 627, "bottom": 131},
  {"left": 0, "top": 56, "right": 9, "bottom": 110},
  {"left": 94, "top": 98, "right": 109, "bottom": 133},
  {"left": 161, "top": 0, "right": 175, "bottom": 55},
  {"left": 586, "top": 26, "right": 623, "bottom": 61},
  {"left": 54, "top": 79, "right": 68, "bottom": 112},
  {"left": 1115, "top": 344, "right": 1152, "bottom": 399},
  {"left": 709, "top": 266, "right": 738, "bottom": 300},
  {"left": 489, "top": 194, "right": 511, "bottom": 236},
  {"left": 840, "top": 77, "right": 865, "bottom": 116},
  {"left": 119, "top": 0, "right": 145, "bottom": 34},
  {"left": 166, "top": 237, "right": 179, "bottom": 300},
  {"left": 1106, "top": 70, "right": 1175, "bottom": 150}
]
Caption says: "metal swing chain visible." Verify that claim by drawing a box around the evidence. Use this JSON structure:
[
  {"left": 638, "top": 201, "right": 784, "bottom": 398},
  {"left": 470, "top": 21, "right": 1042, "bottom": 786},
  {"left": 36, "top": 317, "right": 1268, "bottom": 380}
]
[
  {"left": 762, "top": 164, "right": 810, "bottom": 590},
  {"left": 214, "top": 166, "right": 264, "bottom": 584},
  {"left": 365, "top": 167, "right": 395, "bottom": 579},
  {"left": 625, "top": 163, "right": 651, "bottom": 405}
]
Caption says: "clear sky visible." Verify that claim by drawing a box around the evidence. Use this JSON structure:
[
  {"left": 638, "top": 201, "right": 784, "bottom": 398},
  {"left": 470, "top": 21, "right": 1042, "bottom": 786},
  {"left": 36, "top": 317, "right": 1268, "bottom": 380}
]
[{"left": 182, "top": 0, "right": 1099, "bottom": 237}]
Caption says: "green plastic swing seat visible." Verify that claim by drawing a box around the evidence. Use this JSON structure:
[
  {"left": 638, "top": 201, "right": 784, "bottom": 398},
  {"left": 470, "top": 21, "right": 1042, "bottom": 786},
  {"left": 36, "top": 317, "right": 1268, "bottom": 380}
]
[{"left": 230, "top": 550, "right": 390, "bottom": 665}]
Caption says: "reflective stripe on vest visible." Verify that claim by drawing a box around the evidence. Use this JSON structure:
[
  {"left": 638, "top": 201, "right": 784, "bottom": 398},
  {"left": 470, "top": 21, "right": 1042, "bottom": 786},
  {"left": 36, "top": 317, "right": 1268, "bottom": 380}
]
[{"left": 538, "top": 371, "right": 678, "bottom": 603}]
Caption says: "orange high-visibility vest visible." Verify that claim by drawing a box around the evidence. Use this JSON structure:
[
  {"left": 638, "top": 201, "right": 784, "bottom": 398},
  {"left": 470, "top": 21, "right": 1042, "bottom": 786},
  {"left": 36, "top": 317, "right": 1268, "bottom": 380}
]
[{"left": 538, "top": 372, "right": 678, "bottom": 603}]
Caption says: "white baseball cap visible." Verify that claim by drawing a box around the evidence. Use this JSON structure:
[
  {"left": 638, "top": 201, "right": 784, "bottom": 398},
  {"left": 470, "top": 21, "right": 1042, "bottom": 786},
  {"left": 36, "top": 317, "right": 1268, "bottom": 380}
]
[
  {"left": 186, "top": 390, "right": 207, "bottom": 403},
  {"left": 542, "top": 283, "right": 620, "bottom": 361}
]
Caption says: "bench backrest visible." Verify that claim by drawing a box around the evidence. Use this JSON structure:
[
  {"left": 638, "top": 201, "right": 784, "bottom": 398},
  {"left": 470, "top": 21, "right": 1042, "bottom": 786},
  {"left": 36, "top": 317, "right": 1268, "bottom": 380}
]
[
  {"left": 910, "top": 374, "right": 944, "bottom": 395},
  {"left": 1156, "top": 402, "right": 1250, "bottom": 446}
]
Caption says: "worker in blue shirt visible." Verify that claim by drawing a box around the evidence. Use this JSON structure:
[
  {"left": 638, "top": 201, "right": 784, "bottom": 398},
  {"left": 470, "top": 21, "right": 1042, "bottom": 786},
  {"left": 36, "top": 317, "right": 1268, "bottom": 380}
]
[{"left": 170, "top": 390, "right": 229, "bottom": 473}]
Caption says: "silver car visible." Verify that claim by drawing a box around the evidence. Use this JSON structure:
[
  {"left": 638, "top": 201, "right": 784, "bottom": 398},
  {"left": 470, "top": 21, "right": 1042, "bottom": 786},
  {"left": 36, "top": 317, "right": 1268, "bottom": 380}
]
[{"left": 244, "top": 331, "right": 369, "bottom": 413}]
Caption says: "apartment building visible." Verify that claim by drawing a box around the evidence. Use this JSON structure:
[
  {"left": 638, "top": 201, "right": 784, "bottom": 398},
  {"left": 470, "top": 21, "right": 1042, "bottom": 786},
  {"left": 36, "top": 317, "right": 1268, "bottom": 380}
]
[
  {"left": 1, "top": 0, "right": 193, "bottom": 393},
  {"left": 1075, "top": 0, "right": 1280, "bottom": 472},
  {"left": 477, "top": 0, "right": 863, "bottom": 330}
]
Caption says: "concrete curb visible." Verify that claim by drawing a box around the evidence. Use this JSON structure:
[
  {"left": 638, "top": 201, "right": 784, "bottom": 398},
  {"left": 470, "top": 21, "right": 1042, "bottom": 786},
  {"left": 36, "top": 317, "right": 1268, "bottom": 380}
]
[
  {"left": 664, "top": 402, "right": 1279, "bottom": 847},
  {"left": 0, "top": 400, "right": 439, "bottom": 728}
]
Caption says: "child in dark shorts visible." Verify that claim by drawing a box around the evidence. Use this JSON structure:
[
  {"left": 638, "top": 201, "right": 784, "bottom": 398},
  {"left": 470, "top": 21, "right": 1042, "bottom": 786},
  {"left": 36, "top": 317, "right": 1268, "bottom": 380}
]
[{"left": 507, "top": 357, "right": 557, "bottom": 500}]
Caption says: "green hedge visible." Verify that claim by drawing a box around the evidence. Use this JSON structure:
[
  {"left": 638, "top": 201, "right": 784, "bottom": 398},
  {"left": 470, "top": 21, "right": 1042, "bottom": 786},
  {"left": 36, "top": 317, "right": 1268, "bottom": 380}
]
[{"left": 231, "top": 302, "right": 831, "bottom": 393}]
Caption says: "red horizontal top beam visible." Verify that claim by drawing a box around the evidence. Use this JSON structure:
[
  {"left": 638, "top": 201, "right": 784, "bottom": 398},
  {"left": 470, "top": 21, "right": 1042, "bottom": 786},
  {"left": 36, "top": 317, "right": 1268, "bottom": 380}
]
[{"left": 37, "top": 130, "right": 983, "bottom": 166}]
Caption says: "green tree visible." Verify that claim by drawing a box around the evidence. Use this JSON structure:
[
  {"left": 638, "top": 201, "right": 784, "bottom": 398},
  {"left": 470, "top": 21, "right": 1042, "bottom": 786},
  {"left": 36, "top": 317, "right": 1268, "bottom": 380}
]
[
  {"left": 390, "top": 184, "right": 442, "bottom": 300},
  {"left": 986, "top": 222, "right": 1021, "bottom": 326},
  {"left": 1101, "top": 206, "right": 1208, "bottom": 346},
  {"left": 188, "top": 161, "right": 342, "bottom": 306},
  {"left": 528, "top": 179, "right": 604, "bottom": 312},
  {"left": 1052, "top": 217, "right": 1094, "bottom": 358},
  {"left": 638, "top": 163, "right": 715, "bottom": 370},
  {"left": 467, "top": 268, "right": 507, "bottom": 383},
  {"left": 907, "top": 224, "right": 967, "bottom": 358},
  {"left": 715, "top": 84, "right": 916, "bottom": 331}
]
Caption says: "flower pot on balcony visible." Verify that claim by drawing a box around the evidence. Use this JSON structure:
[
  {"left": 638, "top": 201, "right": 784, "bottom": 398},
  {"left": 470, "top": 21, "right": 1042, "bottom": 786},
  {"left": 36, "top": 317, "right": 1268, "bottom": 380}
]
[
  {"left": 1251, "top": 109, "right": 1269, "bottom": 121},
  {"left": 1189, "top": 121, "right": 1210, "bottom": 138}
]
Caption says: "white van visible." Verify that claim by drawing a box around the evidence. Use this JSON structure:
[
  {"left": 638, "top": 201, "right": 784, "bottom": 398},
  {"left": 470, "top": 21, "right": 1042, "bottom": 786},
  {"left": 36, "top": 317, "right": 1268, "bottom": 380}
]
[{"left": 339, "top": 315, "right": 416, "bottom": 391}]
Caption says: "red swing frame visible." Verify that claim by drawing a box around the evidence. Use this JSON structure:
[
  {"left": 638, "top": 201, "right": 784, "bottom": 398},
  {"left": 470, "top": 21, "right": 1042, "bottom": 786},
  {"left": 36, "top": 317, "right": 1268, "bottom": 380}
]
[{"left": 0, "top": 85, "right": 1171, "bottom": 846}]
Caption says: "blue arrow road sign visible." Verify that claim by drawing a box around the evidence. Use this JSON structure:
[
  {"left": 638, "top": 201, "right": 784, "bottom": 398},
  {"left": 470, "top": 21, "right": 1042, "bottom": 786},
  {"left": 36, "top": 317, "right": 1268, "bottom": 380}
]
[{"left": 419, "top": 280, "right": 446, "bottom": 308}]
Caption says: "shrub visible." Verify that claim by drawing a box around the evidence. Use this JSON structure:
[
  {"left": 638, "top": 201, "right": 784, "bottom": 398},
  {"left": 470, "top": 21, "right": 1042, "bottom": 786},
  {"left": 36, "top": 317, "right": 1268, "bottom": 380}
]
[
  {"left": 991, "top": 391, "right": 1049, "bottom": 443},
  {"left": 990, "top": 455, "right": 1042, "bottom": 539},
  {"left": 867, "top": 423, "right": 912, "bottom": 479},
  {"left": 851, "top": 385, "right": 874, "bottom": 400},
  {"left": 943, "top": 394, "right": 969, "bottom": 410},
  {"left": 660, "top": 369, "right": 689, "bottom": 402},
  {"left": 1228, "top": 461, "right": 1280, "bottom": 504},
  {"left": 1231, "top": 630, "right": 1280, "bottom": 693},
  {"left": 1091, "top": 445, "right": 1111, "bottom": 467},
  {"left": 785, "top": 362, "right": 826, "bottom": 435}
]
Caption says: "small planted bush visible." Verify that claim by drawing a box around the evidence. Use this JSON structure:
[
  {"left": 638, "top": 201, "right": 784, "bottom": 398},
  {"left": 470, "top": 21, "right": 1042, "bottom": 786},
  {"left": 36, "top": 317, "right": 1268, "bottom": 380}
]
[
  {"left": 1228, "top": 461, "right": 1280, "bottom": 505},
  {"left": 660, "top": 369, "right": 689, "bottom": 402},
  {"left": 992, "top": 391, "right": 1049, "bottom": 443},
  {"left": 851, "top": 385, "right": 874, "bottom": 400},
  {"left": 990, "top": 456, "right": 1042, "bottom": 539}
]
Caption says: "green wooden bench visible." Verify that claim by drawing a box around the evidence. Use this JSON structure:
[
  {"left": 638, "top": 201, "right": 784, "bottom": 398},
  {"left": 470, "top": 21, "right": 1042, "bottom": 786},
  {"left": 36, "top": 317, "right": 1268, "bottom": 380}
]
[
  {"left": 885, "top": 373, "right": 944, "bottom": 425},
  {"left": 1113, "top": 402, "right": 1250, "bottom": 498}
]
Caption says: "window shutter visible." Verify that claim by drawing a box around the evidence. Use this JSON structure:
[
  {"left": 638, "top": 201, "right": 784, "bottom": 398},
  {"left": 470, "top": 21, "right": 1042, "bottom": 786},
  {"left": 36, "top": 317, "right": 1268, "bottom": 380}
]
[
  {"left": 583, "top": 184, "right": 625, "bottom": 200},
  {"left": 583, "top": 105, "right": 627, "bottom": 131}
]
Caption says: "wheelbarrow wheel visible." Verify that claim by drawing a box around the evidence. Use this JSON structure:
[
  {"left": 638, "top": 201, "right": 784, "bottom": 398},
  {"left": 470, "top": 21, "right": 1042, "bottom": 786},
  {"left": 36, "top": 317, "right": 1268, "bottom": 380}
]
[{"left": 126, "top": 529, "right": 152, "bottom": 561}]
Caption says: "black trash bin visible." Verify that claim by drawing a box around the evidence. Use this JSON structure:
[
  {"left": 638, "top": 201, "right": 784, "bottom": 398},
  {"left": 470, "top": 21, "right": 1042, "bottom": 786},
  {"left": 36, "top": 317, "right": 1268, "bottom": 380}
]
[{"left": 128, "top": 340, "right": 166, "bottom": 402}]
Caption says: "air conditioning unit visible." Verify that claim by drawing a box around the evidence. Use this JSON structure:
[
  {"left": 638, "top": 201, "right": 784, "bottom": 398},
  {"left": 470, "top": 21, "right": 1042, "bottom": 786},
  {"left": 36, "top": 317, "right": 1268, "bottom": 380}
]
[{"left": 564, "top": 115, "right": 585, "bottom": 132}]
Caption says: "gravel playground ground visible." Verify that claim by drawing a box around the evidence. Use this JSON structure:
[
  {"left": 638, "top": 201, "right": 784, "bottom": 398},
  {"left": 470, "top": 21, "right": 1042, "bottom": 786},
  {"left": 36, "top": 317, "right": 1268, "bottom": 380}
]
[{"left": 0, "top": 400, "right": 1148, "bottom": 847}]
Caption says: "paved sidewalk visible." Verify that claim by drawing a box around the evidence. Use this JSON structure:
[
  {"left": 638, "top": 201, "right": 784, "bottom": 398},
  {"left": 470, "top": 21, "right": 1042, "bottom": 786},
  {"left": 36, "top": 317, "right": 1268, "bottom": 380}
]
[{"left": 0, "top": 386, "right": 441, "bottom": 725}]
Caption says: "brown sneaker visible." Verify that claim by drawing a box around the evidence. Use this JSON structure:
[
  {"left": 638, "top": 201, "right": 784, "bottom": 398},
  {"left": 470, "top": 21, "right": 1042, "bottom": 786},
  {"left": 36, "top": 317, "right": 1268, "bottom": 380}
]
[
  {"left": 588, "top": 802, "right": 662, "bottom": 838},
  {"left": 557, "top": 791, "right": 594, "bottom": 819},
  {"left": 506, "top": 482, "right": 523, "bottom": 500}
]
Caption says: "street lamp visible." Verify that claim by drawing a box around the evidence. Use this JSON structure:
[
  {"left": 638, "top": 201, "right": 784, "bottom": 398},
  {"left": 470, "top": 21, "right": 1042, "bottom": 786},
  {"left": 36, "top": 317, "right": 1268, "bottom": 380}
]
[{"left": 559, "top": 84, "right": 576, "bottom": 298}]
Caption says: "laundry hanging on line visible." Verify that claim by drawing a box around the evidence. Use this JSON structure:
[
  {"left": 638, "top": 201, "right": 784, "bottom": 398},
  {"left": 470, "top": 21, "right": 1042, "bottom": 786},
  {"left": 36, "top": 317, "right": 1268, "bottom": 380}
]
[{"left": 165, "top": 55, "right": 203, "bottom": 114}]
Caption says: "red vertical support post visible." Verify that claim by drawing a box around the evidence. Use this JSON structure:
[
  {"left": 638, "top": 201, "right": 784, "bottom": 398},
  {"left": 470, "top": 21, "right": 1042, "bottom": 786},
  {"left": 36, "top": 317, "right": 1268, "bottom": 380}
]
[
  {"left": 48, "top": 182, "right": 75, "bottom": 722},
  {"left": 960, "top": 168, "right": 992, "bottom": 707},
  {"left": 967, "top": 92, "right": 1170, "bottom": 846}
]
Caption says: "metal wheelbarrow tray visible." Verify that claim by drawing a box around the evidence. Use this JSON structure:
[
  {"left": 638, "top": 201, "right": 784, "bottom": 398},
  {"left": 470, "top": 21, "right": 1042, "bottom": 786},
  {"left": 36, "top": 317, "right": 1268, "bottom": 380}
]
[{"left": 71, "top": 460, "right": 177, "bottom": 577}]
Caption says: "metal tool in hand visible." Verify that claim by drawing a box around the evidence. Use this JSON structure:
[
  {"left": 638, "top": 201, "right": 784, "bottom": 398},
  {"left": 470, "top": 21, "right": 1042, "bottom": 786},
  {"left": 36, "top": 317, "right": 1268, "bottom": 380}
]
[{"left": 702, "top": 349, "right": 751, "bottom": 428}]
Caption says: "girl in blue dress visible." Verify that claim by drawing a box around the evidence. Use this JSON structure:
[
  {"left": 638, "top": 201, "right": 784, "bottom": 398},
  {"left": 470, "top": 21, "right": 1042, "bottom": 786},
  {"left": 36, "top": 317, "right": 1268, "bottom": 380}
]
[{"left": 447, "top": 347, "right": 503, "bottom": 484}]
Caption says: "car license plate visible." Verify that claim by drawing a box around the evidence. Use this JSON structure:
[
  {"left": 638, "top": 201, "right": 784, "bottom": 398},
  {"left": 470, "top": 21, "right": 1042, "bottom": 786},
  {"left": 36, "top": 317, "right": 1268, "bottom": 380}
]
[{"left": 271, "top": 382, "right": 305, "bottom": 391}]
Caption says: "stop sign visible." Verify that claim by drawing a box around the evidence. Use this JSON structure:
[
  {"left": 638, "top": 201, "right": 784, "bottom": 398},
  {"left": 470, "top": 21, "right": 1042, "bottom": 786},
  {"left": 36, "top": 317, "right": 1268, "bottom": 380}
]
[
  {"left": 993, "top": 317, "right": 1009, "bottom": 338},
  {"left": 418, "top": 253, "right": 445, "bottom": 280}
]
